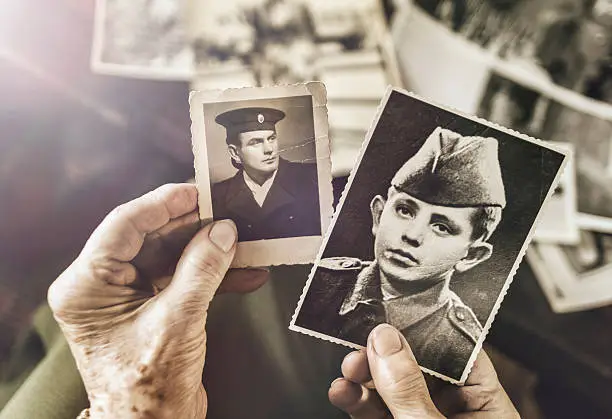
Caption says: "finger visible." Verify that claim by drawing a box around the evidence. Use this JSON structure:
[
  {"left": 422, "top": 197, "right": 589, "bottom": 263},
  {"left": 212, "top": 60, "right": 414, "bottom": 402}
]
[
  {"left": 162, "top": 220, "right": 237, "bottom": 312},
  {"left": 367, "top": 324, "right": 443, "bottom": 419},
  {"left": 429, "top": 350, "right": 508, "bottom": 417},
  {"left": 84, "top": 184, "right": 198, "bottom": 262},
  {"left": 217, "top": 268, "right": 270, "bottom": 294},
  {"left": 465, "top": 349, "right": 499, "bottom": 387},
  {"left": 342, "top": 350, "right": 372, "bottom": 384},
  {"left": 329, "top": 378, "right": 389, "bottom": 419}
]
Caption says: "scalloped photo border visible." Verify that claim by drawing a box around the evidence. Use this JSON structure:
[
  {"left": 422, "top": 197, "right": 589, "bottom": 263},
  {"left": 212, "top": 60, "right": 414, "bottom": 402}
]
[
  {"left": 189, "top": 82, "right": 334, "bottom": 268},
  {"left": 289, "top": 86, "right": 569, "bottom": 385}
]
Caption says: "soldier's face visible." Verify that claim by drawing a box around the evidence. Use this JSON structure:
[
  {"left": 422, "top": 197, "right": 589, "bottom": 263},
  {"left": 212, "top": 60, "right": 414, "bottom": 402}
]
[
  {"left": 371, "top": 191, "right": 492, "bottom": 284},
  {"left": 230, "top": 130, "right": 279, "bottom": 180}
]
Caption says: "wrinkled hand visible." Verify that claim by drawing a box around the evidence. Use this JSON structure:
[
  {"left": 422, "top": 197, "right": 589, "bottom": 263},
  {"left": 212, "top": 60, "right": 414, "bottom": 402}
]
[
  {"left": 48, "top": 184, "right": 268, "bottom": 419},
  {"left": 329, "top": 324, "right": 519, "bottom": 419}
]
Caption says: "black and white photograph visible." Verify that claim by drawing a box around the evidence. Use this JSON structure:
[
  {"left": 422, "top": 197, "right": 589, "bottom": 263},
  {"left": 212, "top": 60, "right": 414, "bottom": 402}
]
[
  {"left": 188, "top": 0, "right": 402, "bottom": 176},
  {"left": 528, "top": 231, "right": 612, "bottom": 313},
  {"left": 533, "top": 143, "right": 580, "bottom": 244},
  {"left": 91, "top": 0, "right": 193, "bottom": 79},
  {"left": 190, "top": 82, "right": 333, "bottom": 268},
  {"left": 290, "top": 88, "right": 567, "bottom": 384}
]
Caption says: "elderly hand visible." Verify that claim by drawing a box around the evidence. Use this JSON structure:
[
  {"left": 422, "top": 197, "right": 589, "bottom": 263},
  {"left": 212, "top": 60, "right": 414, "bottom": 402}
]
[
  {"left": 329, "top": 324, "right": 519, "bottom": 419},
  {"left": 48, "top": 184, "right": 268, "bottom": 419}
]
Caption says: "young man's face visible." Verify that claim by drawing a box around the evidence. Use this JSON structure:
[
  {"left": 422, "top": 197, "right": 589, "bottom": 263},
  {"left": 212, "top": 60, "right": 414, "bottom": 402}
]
[
  {"left": 229, "top": 129, "right": 279, "bottom": 180},
  {"left": 371, "top": 190, "right": 492, "bottom": 284}
]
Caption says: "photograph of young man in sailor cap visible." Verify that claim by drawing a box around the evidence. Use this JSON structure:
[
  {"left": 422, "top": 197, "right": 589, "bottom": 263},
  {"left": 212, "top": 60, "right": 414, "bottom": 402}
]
[{"left": 211, "top": 106, "right": 321, "bottom": 242}]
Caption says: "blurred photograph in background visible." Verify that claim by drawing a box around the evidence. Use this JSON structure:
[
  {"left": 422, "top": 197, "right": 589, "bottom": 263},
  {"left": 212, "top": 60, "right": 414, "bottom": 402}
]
[
  {"left": 92, "top": 0, "right": 194, "bottom": 79},
  {"left": 528, "top": 231, "right": 612, "bottom": 312}
]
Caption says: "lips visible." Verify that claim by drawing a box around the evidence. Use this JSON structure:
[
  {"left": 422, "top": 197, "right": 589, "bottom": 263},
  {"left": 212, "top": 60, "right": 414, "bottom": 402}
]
[
  {"left": 262, "top": 157, "right": 277, "bottom": 164},
  {"left": 384, "top": 249, "right": 420, "bottom": 266}
]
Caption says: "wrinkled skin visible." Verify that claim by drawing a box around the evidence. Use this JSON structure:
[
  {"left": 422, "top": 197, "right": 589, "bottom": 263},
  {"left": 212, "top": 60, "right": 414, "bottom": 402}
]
[
  {"left": 329, "top": 324, "right": 520, "bottom": 419},
  {"left": 48, "top": 184, "right": 268, "bottom": 419}
]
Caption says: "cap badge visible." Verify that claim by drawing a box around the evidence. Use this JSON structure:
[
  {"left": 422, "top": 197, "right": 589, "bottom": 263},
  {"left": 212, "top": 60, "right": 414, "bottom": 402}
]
[{"left": 258, "top": 114, "right": 265, "bottom": 124}]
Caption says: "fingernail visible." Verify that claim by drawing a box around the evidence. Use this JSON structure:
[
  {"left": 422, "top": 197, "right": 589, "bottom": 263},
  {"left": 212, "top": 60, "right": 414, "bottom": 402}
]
[
  {"left": 372, "top": 324, "right": 403, "bottom": 357},
  {"left": 330, "top": 377, "right": 344, "bottom": 389},
  {"left": 209, "top": 221, "right": 237, "bottom": 252}
]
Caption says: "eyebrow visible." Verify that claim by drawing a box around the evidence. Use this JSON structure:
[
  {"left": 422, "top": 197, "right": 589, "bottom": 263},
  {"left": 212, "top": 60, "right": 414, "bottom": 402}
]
[
  {"left": 247, "top": 137, "right": 264, "bottom": 144},
  {"left": 430, "top": 213, "right": 462, "bottom": 234},
  {"left": 396, "top": 196, "right": 420, "bottom": 212}
]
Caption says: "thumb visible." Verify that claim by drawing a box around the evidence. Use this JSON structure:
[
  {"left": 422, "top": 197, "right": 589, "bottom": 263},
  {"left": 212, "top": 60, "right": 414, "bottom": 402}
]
[
  {"left": 367, "top": 324, "right": 444, "bottom": 419},
  {"left": 162, "top": 220, "right": 237, "bottom": 312}
]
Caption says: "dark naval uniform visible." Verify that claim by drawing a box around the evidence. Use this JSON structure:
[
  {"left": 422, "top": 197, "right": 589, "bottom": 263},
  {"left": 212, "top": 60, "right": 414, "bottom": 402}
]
[
  {"left": 211, "top": 158, "right": 321, "bottom": 242},
  {"left": 297, "top": 257, "right": 482, "bottom": 381}
]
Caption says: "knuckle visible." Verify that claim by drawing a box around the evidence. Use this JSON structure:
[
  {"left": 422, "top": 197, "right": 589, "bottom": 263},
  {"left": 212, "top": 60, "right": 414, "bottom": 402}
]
[{"left": 47, "top": 269, "right": 77, "bottom": 318}]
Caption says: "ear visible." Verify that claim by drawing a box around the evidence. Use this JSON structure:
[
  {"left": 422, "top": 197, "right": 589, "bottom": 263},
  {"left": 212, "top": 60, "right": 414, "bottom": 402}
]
[
  {"left": 370, "top": 195, "right": 385, "bottom": 237},
  {"left": 455, "top": 242, "right": 493, "bottom": 273},
  {"left": 227, "top": 144, "right": 242, "bottom": 165}
]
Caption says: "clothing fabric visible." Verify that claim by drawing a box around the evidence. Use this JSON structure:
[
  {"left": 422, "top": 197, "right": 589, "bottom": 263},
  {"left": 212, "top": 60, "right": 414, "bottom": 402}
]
[
  {"left": 211, "top": 158, "right": 321, "bottom": 242},
  {"left": 295, "top": 257, "right": 483, "bottom": 381}
]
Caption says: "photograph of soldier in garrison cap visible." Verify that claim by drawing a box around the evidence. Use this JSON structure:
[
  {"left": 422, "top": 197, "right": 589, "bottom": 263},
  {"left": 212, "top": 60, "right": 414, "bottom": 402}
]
[
  {"left": 291, "top": 88, "right": 567, "bottom": 383},
  {"left": 190, "top": 83, "right": 333, "bottom": 268}
]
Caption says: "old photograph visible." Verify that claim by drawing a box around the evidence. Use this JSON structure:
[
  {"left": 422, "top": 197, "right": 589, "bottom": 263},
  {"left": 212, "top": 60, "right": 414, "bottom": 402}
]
[
  {"left": 290, "top": 88, "right": 567, "bottom": 384},
  {"left": 528, "top": 231, "right": 612, "bottom": 313},
  {"left": 190, "top": 82, "right": 333, "bottom": 268},
  {"left": 91, "top": 0, "right": 193, "bottom": 79},
  {"left": 533, "top": 143, "right": 580, "bottom": 244}
]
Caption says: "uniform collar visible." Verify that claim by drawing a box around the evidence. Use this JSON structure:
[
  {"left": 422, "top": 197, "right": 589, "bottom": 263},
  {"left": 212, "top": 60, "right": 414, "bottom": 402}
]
[
  {"left": 242, "top": 168, "right": 278, "bottom": 207},
  {"left": 224, "top": 159, "right": 295, "bottom": 220},
  {"left": 340, "top": 262, "right": 453, "bottom": 331}
]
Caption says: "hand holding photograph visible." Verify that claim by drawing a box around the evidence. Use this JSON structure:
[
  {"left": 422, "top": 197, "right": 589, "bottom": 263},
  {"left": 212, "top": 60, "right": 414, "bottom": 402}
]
[
  {"left": 290, "top": 88, "right": 567, "bottom": 384},
  {"left": 190, "top": 82, "right": 333, "bottom": 268}
]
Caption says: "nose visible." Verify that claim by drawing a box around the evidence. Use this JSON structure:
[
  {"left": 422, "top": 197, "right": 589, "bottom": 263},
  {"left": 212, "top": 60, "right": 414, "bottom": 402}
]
[
  {"left": 401, "top": 217, "right": 426, "bottom": 247},
  {"left": 263, "top": 141, "right": 274, "bottom": 154}
]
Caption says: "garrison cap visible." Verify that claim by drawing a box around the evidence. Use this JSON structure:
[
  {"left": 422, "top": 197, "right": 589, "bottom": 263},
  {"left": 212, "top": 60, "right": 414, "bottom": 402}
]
[
  {"left": 392, "top": 127, "right": 506, "bottom": 208},
  {"left": 215, "top": 107, "right": 285, "bottom": 142}
]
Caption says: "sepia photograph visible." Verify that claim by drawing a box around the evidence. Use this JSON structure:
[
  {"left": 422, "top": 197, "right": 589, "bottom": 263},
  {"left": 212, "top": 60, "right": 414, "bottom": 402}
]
[
  {"left": 290, "top": 88, "right": 567, "bottom": 384},
  {"left": 533, "top": 143, "right": 580, "bottom": 244},
  {"left": 528, "top": 230, "right": 612, "bottom": 313},
  {"left": 91, "top": 0, "right": 193, "bottom": 79},
  {"left": 190, "top": 82, "right": 333, "bottom": 268}
]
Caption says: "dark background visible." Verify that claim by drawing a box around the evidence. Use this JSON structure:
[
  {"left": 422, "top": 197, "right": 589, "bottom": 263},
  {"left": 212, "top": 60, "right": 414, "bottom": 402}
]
[
  {"left": 318, "top": 90, "right": 566, "bottom": 325},
  {"left": 202, "top": 95, "right": 316, "bottom": 183}
]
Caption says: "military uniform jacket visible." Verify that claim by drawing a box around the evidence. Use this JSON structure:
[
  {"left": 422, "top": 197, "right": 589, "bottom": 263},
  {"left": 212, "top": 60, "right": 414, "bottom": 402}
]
[
  {"left": 211, "top": 158, "right": 321, "bottom": 242},
  {"left": 296, "top": 257, "right": 483, "bottom": 381}
]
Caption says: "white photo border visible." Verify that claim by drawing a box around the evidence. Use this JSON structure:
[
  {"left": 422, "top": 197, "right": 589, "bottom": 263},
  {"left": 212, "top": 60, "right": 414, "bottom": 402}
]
[
  {"left": 533, "top": 143, "right": 580, "bottom": 245},
  {"left": 190, "top": 82, "right": 333, "bottom": 268},
  {"left": 527, "top": 242, "right": 612, "bottom": 313},
  {"left": 289, "top": 86, "right": 568, "bottom": 385}
]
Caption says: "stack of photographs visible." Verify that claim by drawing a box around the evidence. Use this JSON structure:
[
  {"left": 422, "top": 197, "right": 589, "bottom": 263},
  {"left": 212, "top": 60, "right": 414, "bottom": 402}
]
[
  {"left": 391, "top": 0, "right": 612, "bottom": 313},
  {"left": 92, "top": 0, "right": 403, "bottom": 177}
]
